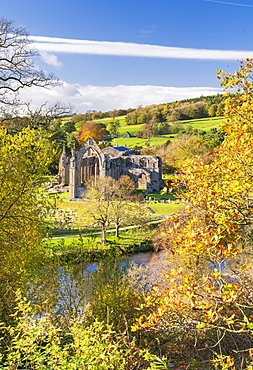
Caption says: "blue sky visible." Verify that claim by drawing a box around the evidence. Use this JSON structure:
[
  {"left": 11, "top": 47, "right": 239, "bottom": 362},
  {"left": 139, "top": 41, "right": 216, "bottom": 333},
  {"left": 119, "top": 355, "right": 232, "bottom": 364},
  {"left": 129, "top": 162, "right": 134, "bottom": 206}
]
[{"left": 2, "top": 0, "right": 253, "bottom": 112}]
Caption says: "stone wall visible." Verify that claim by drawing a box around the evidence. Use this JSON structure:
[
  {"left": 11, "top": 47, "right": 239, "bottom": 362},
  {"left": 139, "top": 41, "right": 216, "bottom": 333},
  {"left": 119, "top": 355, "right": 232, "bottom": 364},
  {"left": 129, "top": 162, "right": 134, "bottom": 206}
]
[{"left": 58, "top": 137, "right": 163, "bottom": 199}]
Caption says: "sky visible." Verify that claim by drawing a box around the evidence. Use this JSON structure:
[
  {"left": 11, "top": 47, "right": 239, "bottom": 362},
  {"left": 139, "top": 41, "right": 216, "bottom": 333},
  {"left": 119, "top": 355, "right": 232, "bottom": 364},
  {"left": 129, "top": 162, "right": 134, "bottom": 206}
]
[{"left": 2, "top": 0, "right": 253, "bottom": 113}]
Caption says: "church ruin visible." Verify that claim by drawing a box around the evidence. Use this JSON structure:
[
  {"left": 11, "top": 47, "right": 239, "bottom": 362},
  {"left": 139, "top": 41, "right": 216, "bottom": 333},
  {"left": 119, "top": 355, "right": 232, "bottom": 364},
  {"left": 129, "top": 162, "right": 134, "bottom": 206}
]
[{"left": 58, "top": 137, "right": 163, "bottom": 199}]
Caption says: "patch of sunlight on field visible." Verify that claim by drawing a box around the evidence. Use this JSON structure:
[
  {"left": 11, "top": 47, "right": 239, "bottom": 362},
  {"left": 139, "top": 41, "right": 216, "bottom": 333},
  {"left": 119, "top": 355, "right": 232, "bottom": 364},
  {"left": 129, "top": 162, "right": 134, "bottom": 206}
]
[
  {"left": 182, "top": 116, "right": 225, "bottom": 132},
  {"left": 145, "top": 202, "right": 184, "bottom": 216}
]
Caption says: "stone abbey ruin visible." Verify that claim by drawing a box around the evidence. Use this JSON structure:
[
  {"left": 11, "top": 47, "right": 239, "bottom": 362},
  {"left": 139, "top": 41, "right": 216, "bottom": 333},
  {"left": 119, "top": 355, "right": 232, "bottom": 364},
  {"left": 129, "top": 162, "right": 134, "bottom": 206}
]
[{"left": 58, "top": 137, "right": 163, "bottom": 199}]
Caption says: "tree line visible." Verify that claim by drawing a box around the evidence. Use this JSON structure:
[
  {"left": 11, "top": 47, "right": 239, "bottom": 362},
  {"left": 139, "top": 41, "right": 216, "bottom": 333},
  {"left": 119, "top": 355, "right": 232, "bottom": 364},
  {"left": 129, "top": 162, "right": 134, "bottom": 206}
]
[{"left": 125, "top": 95, "right": 225, "bottom": 125}]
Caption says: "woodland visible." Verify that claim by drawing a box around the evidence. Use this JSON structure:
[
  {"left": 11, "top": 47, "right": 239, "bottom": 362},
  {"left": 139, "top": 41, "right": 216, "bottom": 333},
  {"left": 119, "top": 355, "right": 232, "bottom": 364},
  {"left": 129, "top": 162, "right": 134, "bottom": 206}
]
[{"left": 1, "top": 17, "right": 253, "bottom": 370}]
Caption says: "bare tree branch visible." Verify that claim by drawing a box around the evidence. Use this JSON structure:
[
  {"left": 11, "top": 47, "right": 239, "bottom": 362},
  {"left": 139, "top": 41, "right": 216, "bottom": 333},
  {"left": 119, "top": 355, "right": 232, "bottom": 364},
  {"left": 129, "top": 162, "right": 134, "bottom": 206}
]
[{"left": 0, "top": 18, "right": 59, "bottom": 106}]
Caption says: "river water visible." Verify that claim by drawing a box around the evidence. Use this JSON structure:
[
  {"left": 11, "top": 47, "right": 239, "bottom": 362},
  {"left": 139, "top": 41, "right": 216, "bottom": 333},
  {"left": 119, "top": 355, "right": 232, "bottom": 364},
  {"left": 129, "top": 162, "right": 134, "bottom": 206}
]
[
  {"left": 55, "top": 250, "right": 172, "bottom": 313},
  {"left": 56, "top": 249, "right": 228, "bottom": 316},
  {"left": 81, "top": 249, "right": 171, "bottom": 277}
]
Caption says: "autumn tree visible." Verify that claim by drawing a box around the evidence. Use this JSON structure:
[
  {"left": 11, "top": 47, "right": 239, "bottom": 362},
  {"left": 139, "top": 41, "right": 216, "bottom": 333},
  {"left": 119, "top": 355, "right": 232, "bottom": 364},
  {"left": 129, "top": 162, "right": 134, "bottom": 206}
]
[
  {"left": 0, "top": 18, "right": 61, "bottom": 323},
  {"left": 108, "top": 175, "right": 149, "bottom": 238},
  {"left": 80, "top": 176, "right": 148, "bottom": 243},
  {"left": 76, "top": 121, "right": 107, "bottom": 144},
  {"left": 133, "top": 60, "right": 253, "bottom": 369},
  {"left": 154, "top": 133, "right": 210, "bottom": 171},
  {"left": 0, "top": 127, "right": 55, "bottom": 323}
]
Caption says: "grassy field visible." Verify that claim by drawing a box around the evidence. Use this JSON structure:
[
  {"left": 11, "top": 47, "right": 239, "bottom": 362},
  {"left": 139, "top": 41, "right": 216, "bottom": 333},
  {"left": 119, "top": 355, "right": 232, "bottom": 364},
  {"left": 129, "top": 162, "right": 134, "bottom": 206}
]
[
  {"left": 182, "top": 116, "right": 225, "bottom": 131},
  {"left": 44, "top": 225, "right": 158, "bottom": 261},
  {"left": 118, "top": 123, "right": 143, "bottom": 136},
  {"left": 110, "top": 136, "right": 171, "bottom": 148},
  {"left": 48, "top": 225, "right": 155, "bottom": 247},
  {"left": 94, "top": 115, "right": 225, "bottom": 149},
  {"left": 96, "top": 116, "right": 127, "bottom": 126},
  {"left": 47, "top": 188, "right": 183, "bottom": 240},
  {"left": 56, "top": 198, "right": 182, "bottom": 218},
  {"left": 94, "top": 116, "right": 144, "bottom": 137},
  {"left": 144, "top": 202, "right": 183, "bottom": 215},
  {"left": 96, "top": 115, "right": 224, "bottom": 133},
  {"left": 44, "top": 188, "right": 183, "bottom": 261}
]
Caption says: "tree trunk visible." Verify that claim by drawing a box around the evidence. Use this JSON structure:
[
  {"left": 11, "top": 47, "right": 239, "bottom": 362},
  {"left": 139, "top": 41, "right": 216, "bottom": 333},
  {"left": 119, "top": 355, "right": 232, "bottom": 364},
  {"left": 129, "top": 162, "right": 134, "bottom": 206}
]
[
  {"left": 115, "top": 223, "right": 120, "bottom": 238},
  {"left": 101, "top": 226, "right": 107, "bottom": 244}
]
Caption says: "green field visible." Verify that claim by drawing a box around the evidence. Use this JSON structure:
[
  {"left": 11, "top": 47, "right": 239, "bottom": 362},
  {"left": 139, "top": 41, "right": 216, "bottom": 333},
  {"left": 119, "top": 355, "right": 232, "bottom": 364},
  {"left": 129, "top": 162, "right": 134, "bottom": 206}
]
[
  {"left": 94, "top": 115, "right": 225, "bottom": 149},
  {"left": 94, "top": 116, "right": 144, "bottom": 137},
  {"left": 48, "top": 225, "right": 155, "bottom": 247},
  {"left": 44, "top": 224, "right": 158, "bottom": 261},
  {"left": 182, "top": 116, "right": 225, "bottom": 132},
  {"left": 50, "top": 188, "right": 183, "bottom": 233},
  {"left": 144, "top": 202, "right": 183, "bottom": 216},
  {"left": 118, "top": 123, "right": 143, "bottom": 136},
  {"left": 56, "top": 196, "right": 182, "bottom": 218},
  {"left": 96, "top": 116, "right": 127, "bottom": 126},
  {"left": 96, "top": 115, "right": 224, "bottom": 133},
  {"left": 110, "top": 136, "right": 170, "bottom": 148}
]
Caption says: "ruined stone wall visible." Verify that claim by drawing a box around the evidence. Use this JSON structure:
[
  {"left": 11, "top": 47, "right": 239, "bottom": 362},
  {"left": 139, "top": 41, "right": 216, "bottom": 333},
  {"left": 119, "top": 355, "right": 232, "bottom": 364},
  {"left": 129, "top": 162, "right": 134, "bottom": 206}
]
[{"left": 58, "top": 137, "right": 163, "bottom": 198}]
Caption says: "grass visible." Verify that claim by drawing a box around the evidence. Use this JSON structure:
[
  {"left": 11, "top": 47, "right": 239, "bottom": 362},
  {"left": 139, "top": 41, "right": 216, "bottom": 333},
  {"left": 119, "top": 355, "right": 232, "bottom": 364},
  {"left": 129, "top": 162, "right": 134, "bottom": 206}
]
[
  {"left": 56, "top": 192, "right": 183, "bottom": 218},
  {"left": 92, "top": 115, "right": 226, "bottom": 149},
  {"left": 145, "top": 202, "right": 183, "bottom": 215},
  {"left": 44, "top": 185, "right": 184, "bottom": 261},
  {"left": 107, "top": 116, "right": 224, "bottom": 148},
  {"left": 143, "top": 190, "right": 183, "bottom": 215},
  {"left": 110, "top": 136, "right": 170, "bottom": 149},
  {"left": 92, "top": 115, "right": 141, "bottom": 136},
  {"left": 118, "top": 123, "right": 143, "bottom": 136},
  {"left": 56, "top": 199, "right": 88, "bottom": 211},
  {"left": 182, "top": 116, "right": 225, "bottom": 132},
  {"left": 44, "top": 225, "right": 158, "bottom": 262},
  {"left": 95, "top": 116, "right": 127, "bottom": 125},
  {"left": 49, "top": 226, "right": 154, "bottom": 246}
]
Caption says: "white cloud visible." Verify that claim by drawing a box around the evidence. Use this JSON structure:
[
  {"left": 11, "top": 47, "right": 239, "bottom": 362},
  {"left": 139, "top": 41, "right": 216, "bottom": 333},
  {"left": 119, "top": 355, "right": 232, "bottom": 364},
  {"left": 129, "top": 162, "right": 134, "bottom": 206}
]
[
  {"left": 18, "top": 82, "right": 222, "bottom": 112},
  {"left": 29, "top": 35, "right": 253, "bottom": 60},
  {"left": 39, "top": 51, "right": 63, "bottom": 67},
  {"left": 204, "top": 0, "right": 253, "bottom": 8}
]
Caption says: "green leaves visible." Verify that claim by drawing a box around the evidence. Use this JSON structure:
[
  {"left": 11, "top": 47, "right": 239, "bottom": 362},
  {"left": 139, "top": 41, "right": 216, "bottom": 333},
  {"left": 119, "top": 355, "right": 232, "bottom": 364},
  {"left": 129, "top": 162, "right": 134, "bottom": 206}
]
[
  {"left": 1, "top": 294, "right": 150, "bottom": 370},
  {"left": 0, "top": 127, "right": 55, "bottom": 322}
]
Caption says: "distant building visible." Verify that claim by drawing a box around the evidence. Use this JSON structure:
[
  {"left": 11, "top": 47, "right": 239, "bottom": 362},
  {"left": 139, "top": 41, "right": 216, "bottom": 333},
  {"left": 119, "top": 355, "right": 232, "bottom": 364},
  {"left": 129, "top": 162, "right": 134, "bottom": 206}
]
[
  {"left": 122, "top": 131, "right": 133, "bottom": 138},
  {"left": 58, "top": 137, "right": 162, "bottom": 199}
]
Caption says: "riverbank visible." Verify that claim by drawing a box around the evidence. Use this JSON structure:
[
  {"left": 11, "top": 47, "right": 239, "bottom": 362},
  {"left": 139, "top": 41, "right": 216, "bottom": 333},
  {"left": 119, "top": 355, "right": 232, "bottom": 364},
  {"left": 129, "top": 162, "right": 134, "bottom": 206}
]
[{"left": 43, "top": 223, "right": 159, "bottom": 263}]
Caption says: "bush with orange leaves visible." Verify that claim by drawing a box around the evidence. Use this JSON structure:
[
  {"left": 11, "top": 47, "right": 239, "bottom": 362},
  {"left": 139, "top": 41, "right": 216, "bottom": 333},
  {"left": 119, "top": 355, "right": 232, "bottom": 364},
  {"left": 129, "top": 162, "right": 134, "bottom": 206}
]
[{"left": 76, "top": 121, "right": 108, "bottom": 144}]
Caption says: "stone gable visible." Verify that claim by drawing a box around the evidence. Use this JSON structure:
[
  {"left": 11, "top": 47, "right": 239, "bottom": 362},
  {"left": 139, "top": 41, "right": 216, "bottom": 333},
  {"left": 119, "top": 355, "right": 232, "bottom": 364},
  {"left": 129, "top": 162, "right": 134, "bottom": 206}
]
[{"left": 58, "top": 137, "right": 163, "bottom": 199}]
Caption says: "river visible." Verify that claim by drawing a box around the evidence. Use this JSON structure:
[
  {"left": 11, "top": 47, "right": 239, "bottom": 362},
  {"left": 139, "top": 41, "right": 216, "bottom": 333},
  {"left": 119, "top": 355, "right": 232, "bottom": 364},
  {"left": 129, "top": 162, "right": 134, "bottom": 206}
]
[
  {"left": 81, "top": 249, "right": 171, "bottom": 277},
  {"left": 55, "top": 250, "right": 172, "bottom": 313}
]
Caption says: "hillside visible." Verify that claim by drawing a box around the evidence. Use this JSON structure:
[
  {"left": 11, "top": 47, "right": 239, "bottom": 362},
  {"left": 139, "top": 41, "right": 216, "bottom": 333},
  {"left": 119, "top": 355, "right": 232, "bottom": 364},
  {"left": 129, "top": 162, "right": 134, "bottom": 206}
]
[
  {"left": 71, "top": 93, "right": 225, "bottom": 123},
  {"left": 90, "top": 115, "right": 224, "bottom": 150},
  {"left": 2, "top": 93, "right": 225, "bottom": 170}
]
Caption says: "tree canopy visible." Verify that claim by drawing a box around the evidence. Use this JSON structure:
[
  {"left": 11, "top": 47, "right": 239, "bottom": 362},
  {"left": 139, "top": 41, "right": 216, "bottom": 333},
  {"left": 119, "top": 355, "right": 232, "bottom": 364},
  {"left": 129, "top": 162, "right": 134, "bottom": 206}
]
[
  {"left": 80, "top": 176, "right": 148, "bottom": 243},
  {"left": 133, "top": 59, "right": 253, "bottom": 368},
  {"left": 0, "top": 18, "right": 60, "bottom": 323},
  {"left": 0, "top": 126, "right": 55, "bottom": 321},
  {"left": 76, "top": 121, "right": 108, "bottom": 144}
]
